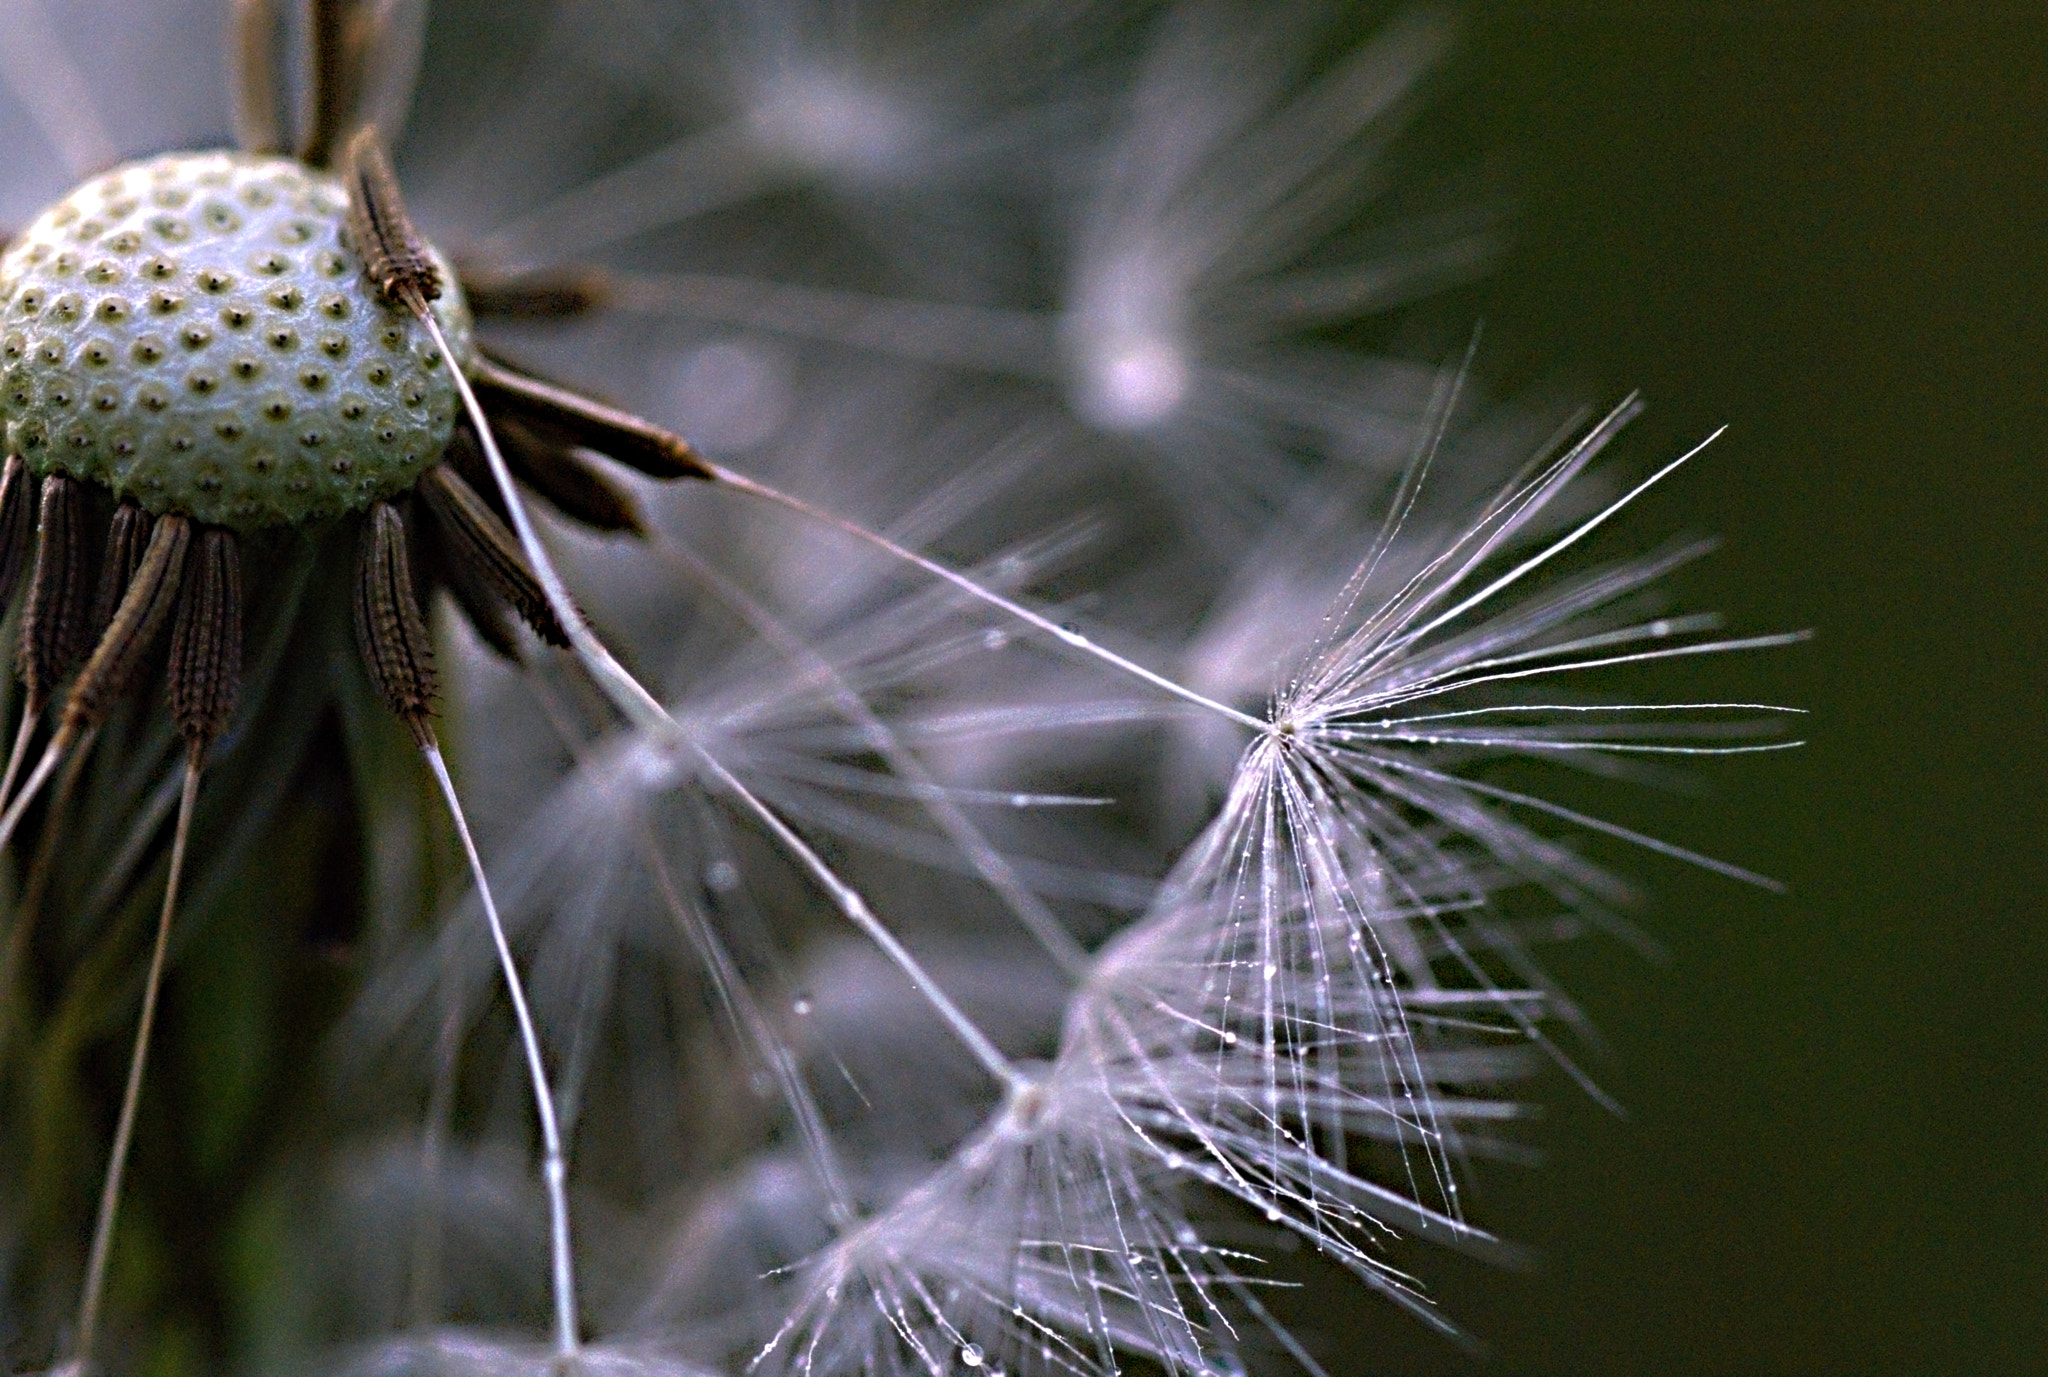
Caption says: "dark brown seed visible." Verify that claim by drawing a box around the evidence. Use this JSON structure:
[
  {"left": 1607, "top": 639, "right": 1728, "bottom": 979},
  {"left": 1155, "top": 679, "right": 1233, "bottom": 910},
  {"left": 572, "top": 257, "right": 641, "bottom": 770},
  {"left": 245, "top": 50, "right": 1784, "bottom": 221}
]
[
  {"left": 417, "top": 464, "right": 569, "bottom": 647},
  {"left": 414, "top": 512, "right": 521, "bottom": 661},
  {"left": 168, "top": 528, "right": 244, "bottom": 763},
  {"left": 65, "top": 514, "right": 190, "bottom": 732},
  {"left": 90, "top": 501, "right": 155, "bottom": 639},
  {"left": 343, "top": 127, "right": 440, "bottom": 307},
  {"left": 495, "top": 415, "right": 646, "bottom": 536},
  {"left": 20, "top": 474, "right": 99, "bottom": 714},
  {"left": 473, "top": 351, "right": 709, "bottom": 482},
  {"left": 353, "top": 500, "right": 436, "bottom": 745},
  {"left": 0, "top": 453, "right": 36, "bottom": 608}
]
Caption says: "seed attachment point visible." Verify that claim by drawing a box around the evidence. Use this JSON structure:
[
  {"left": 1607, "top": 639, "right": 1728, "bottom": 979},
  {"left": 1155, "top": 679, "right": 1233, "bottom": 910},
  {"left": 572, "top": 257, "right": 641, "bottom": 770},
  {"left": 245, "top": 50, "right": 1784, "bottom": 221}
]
[{"left": 343, "top": 127, "right": 441, "bottom": 312}]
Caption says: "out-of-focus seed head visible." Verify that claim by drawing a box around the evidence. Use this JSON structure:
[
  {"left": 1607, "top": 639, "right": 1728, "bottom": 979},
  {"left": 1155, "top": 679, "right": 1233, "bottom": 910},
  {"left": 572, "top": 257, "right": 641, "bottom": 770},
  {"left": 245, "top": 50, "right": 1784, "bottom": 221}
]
[{"left": 0, "top": 149, "right": 473, "bottom": 531}]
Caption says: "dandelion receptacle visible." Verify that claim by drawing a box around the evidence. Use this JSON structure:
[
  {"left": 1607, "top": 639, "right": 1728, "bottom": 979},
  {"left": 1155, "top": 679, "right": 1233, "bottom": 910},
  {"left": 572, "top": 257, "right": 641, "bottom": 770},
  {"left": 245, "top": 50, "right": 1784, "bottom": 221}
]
[{"left": 0, "top": 3, "right": 1800, "bottom": 1375}]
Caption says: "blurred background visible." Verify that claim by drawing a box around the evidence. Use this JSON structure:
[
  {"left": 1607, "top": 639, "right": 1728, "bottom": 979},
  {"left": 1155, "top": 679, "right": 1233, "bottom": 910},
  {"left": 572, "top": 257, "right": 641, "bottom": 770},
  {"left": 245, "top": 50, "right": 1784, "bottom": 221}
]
[{"left": 1351, "top": 5, "right": 2047, "bottom": 1372}]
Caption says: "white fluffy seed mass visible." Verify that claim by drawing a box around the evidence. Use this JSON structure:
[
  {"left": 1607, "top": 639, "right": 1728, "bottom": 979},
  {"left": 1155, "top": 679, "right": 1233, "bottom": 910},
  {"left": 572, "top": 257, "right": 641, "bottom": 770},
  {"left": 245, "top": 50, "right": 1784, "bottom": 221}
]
[{"left": 0, "top": 150, "right": 473, "bottom": 530}]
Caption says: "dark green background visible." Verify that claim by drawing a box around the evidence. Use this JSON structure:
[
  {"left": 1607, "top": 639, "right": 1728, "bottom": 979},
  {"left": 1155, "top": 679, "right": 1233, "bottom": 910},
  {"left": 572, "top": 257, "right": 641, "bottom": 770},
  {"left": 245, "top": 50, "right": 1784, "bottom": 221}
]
[{"left": 1344, "top": 5, "right": 2045, "bottom": 1372}]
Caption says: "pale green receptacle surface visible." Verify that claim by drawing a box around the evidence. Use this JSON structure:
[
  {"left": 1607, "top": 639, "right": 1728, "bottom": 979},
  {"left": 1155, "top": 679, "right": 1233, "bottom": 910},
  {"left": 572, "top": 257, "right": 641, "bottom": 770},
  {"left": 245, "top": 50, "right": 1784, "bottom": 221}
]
[{"left": 0, "top": 150, "right": 473, "bottom": 531}]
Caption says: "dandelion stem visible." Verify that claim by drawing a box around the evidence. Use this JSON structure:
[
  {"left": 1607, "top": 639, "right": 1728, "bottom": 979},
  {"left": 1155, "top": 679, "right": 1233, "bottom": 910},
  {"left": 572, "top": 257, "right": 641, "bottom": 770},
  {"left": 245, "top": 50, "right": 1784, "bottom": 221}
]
[
  {"left": 700, "top": 461, "right": 1270, "bottom": 733},
  {"left": 692, "top": 748, "right": 1029, "bottom": 1095},
  {"left": 420, "top": 740, "right": 582, "bottom": 1360},
  {"left": 69, "top": 760, "right": 199, "bottom": 1373}
]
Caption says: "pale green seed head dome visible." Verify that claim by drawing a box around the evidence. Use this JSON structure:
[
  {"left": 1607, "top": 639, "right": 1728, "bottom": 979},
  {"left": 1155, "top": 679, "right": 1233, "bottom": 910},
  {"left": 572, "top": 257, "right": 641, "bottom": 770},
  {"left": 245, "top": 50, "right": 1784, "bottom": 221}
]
[{"left": 0, "top": 150, "right": 473, "bottom": 531}]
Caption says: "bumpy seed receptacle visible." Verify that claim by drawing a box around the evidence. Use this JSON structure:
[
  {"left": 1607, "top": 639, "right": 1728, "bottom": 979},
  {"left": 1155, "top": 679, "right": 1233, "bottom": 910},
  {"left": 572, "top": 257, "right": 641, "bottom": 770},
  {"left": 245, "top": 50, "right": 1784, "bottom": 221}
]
[{"left": 0, "top": 150, "right": 473, "bottom": 532}]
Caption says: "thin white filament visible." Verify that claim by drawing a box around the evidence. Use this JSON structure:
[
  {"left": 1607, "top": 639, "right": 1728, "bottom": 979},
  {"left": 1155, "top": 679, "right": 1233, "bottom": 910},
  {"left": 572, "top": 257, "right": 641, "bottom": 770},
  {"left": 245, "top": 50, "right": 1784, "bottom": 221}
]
[
  {"left": 1383, "top": 425, "right": 1729, "bottom": 659},
  {"left": 1383, "top": 702, "right": 1810, "bottom": 723},
  {"left": 691, "top": 747, "right": 1028, "bottom": 1096},
  {"left": 67, "top": 762, "right": 198, "bottom": 1374},
  {"left": 420, "top": 742, "right": 581, "bottom": 1360},
  {"left": 1336, "top": 630, "right": 1815, "bottom": 718},
  {"left": 416, "top": 310, "right": 669, "bottom": 736},
  {"left": 1361, "top": 751, "right": 1787, "bottom": 891},
  {"left": 636, "top": 824, "right": 857, "bottom": 1228},
  {"left": 516, "top": 670, "right": 859, "bottom": 1226},
  {"left": 701, "top": 461, "right": 1270, "bottom": 733},
  {"left": 422, "top": 306, "right": 1262, "bottom": 749}
]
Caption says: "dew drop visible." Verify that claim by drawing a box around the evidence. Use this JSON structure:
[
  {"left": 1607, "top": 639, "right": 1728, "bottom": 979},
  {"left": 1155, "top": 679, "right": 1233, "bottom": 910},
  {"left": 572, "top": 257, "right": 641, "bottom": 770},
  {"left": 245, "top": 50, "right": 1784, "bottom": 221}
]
[
  {"left": 792, "top": 996, "right": 813, "bottom": 1017},
  {"left": 705, "top": 859, "right": 740, "bottom": 892},
  {"left": 982, "top": 628, "right": 1007, "bottom": 651}
]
